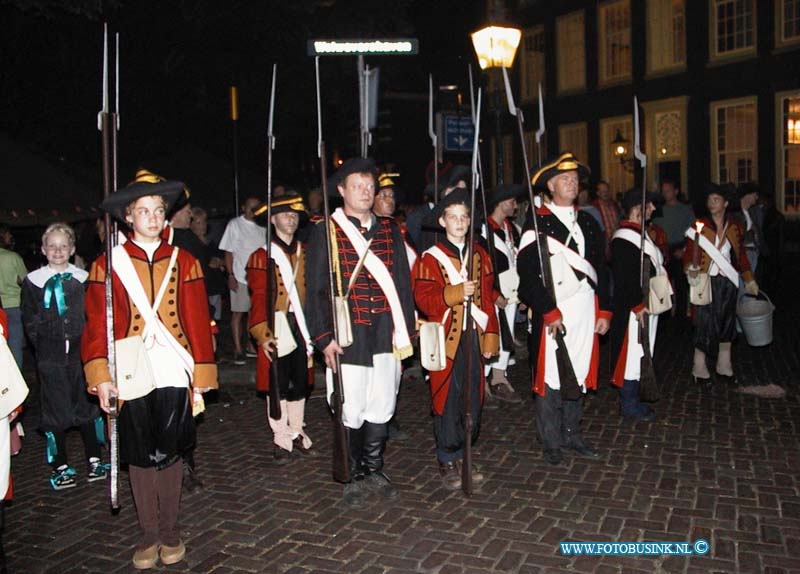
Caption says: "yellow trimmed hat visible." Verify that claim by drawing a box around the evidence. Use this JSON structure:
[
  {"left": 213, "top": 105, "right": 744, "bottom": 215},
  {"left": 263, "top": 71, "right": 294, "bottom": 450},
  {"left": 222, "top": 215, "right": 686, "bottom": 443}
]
[
  {"left": 253, "top": 191, "right": 308, "bottom": 226},
  {"left": 530, "top": 153, "right": 590, "bottom": 188},
  {"left": 100, "top": 168, "right": 185, "bottom": 224}
]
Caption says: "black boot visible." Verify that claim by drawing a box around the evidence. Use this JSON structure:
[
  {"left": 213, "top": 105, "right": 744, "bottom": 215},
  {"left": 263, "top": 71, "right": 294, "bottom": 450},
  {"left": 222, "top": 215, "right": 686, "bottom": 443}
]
[
  {"left": 562, "top": 398, "right": 600, "bottom": 459},
  {"left": 362, "top": 422, "right": 398, "bottom": 499},
  {"left": 343, "top": 427, "right": 367, "bottom": 508}
]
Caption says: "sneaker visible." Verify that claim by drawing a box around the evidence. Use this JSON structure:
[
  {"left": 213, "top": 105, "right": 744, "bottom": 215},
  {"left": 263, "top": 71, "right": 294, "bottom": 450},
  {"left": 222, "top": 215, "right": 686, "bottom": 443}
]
[
  {"left": 232, "top": 352, "right": 246, "bottom": 366},
  {"left": 50, "top": 466, "right": 77, "bottom": 490},
  {"left": 364, "top": 471, "right": 399, "bottom": 499},
  {"left": 87, "top": 458, "right": 110, "bottom": 482}
]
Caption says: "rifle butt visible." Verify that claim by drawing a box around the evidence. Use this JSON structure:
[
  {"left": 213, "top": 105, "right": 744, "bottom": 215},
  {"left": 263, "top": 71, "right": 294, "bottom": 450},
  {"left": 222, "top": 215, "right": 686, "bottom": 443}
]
[{"left": 331, "top": 393, "right": 351, "bottom": 483}]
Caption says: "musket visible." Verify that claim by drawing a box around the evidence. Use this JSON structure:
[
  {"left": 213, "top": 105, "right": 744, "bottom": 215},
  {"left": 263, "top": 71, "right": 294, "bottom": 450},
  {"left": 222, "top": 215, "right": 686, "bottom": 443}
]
[
  {"left": 316, "top": 58, "right": 350, "bottom": 483},
  {"left": 264, "top": 64, "right": 282, "bottom": 420},
  {"left": 461, "top": 88, "right": 482, "bottom": 497},
  {"left": 428, "top": 74, "right": 438, "bottom": 203},
  {"left": 468, "top": 65, "right": 513, "bottom": 352},
  {"left": 97, "top": 23, "right": 120, "bottom": 513},
  {"left": 501, "top": 68, "right": 580, "bottom": 399},
  {"left": 633, "top": 97, "right": 659, "bottom": 402}
]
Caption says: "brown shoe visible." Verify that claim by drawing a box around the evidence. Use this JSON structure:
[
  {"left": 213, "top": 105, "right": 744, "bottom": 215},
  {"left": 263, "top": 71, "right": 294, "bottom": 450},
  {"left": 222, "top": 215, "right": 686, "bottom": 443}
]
[
  {"left": 489, "top": 378, "right": 522, "bottom": 404},
  {"left": 439, "top": 461, "right": 461, "bottom": 490},
  {"left": 292, "top": 436, "right": 318, "bottom": 457},
  {"left": 160, "top": 541, "right": 186, "bottom": 565},
  {"left": 132, "top": 544, "right": 159, "bottom": 570},
  {"left": 273, "top": 446, "right": 292, "bottom": 465},
  {"left": 457, "top": 460, "right": 485, "bottom": 484}
]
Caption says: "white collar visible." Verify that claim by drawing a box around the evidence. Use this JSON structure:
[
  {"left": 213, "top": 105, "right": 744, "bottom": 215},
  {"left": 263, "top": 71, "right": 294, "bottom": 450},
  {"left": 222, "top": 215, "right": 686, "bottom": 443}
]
[{"left": 27, "top": 264, "right": 88, "bottom": 288}]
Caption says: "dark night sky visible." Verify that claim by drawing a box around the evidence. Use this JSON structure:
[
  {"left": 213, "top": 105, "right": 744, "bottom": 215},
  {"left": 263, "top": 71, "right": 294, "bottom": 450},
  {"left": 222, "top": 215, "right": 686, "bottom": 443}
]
[{"left": 1, "top": 0, "right": 485, "bottom": 214}]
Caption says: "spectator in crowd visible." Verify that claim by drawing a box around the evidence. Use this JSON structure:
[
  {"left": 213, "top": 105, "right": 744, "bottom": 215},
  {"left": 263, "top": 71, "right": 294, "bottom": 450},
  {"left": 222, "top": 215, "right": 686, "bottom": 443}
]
[
  {"left": 0, "top": 224, "right": 28, "bottom": 368},
  {"left": 577, "top": 182, "right": 604, "bottom": 231},
  {"left": 653, "top": 179, "right": 695, "bottom": 319},
  {"left": 219, "top": 196, "right": 265, "bottom": 364},
  {"left": 733, "top": 182, "right": 763, "bottom": 273},
  {"left": 191, "top": 207, "right": 227, "bottom": 323},
  {"left": 591, "top": 180, "right": 621, "bottom": 256}
]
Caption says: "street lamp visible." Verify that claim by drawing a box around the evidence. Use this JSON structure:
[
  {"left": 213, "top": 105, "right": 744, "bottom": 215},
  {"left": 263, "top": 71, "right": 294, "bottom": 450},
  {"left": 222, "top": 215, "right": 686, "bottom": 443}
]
[
  {"left": 471, "top": 23, "right": 521, "bottom": 185},
  {"left": 611, "top": 129, "right": 635, "bottom": 172}
]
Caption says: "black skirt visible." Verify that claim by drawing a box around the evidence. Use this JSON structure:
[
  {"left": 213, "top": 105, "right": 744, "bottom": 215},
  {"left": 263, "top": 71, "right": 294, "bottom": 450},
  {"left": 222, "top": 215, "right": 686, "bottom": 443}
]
[
  {"left": 38, "top": 352, "right": 100, "bottom": 433},
  {"left": 693, "top": 275, "right": 738, "bottom": 356},
  {"left": 119, "top": 386, "right": 195, "bottom": 469}
]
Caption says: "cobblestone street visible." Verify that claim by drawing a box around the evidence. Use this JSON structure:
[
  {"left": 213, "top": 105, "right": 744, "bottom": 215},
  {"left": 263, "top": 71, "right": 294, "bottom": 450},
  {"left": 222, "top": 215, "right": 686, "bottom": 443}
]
[{"left": 6, "top": 259, "right": 800, "bottom": 574}]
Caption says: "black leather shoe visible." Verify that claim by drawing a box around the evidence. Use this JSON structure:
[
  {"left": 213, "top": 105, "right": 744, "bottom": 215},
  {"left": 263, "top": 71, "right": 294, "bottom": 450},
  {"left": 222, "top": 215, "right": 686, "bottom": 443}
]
[
  {"left": 364, "top": 471, "right": 399, "bottom": 499},
  {"left": 544, "top": 448, "right": 562, "bottom": 466},
  {"left": 343, "top": 478, "right": 367, "bottom": 507},
  {"left": 273, "top": 446, "right": 292, "bottom": 465},
  {"left": 715, "top": 372, "right": 737, "bottom": 385},
  {"left": 566, "top": 443, "right": 601, "bottom": 459}
]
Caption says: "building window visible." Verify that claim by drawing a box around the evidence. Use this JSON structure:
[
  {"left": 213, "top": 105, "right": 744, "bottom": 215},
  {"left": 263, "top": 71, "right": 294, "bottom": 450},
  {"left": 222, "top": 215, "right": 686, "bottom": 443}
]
[
  {"left": 598, "top": 0, "right": 632, "bottom": 84},
  {"left": 647, "top": 0, "right": 686, "bottom": 73},
  {"left": 558, "top": 123, "right": 588, "bottom": 165},
  {"left": 600, "top": 116, "right": 634, "bottom": 198},
  {"left": 520, "top": 26, "right": 545, "bottom": 102},
  {"left": 711, "top": 97, "right": 757, "bottom": 186},
  {"left": 556, "top": 11, "right": 586, "bottom": 93},
  {"left": 777, "top": 0, "right": 800, "bottom": 47},
  {"left": 711, "top": 0, "right": 756, "bottom": 59},
  {"left": 778, "top": 92, "right": 800, "bottom": 214},
  {"left": 523, "top": 130, "right": 548, "bottom": 170}
]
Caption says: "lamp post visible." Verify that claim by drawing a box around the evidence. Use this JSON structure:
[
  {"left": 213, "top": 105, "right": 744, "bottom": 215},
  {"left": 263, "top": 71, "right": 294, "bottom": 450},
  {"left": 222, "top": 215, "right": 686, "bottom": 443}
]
[
  {"left": 612, "top": 129, "right": 635, "bottom": 173},
  {"left": 471, "top": 23, "right": 521, "bottom": 186}
]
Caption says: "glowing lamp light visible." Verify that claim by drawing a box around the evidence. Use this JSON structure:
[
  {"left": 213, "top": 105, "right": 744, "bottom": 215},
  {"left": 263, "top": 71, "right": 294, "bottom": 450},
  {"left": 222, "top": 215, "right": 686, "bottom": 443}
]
[
  {"left": 612, "top": 130, "right": 628, "bottom": 158},
  {"left": 660, "top": 147, "right": 668, "bottom": 155},
  {"left": 471, "top": 25, "right": 522, "bottom": 69},
  {"left": 788, "top": 118, "right": 800, "bottom": 145}
]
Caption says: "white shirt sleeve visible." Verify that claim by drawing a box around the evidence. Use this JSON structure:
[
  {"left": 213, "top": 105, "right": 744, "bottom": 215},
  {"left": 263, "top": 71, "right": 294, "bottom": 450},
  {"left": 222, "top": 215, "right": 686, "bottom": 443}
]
[{"left": 218, "top": 217, "right": 239, "bottom": 253}]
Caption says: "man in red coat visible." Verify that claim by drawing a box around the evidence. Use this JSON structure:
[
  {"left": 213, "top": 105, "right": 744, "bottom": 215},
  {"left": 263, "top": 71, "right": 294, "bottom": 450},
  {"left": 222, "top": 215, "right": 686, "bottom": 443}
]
[
  {"left": 246, "top": 193, "right": 316, "bottom": 463},
  {"left": 414, "top": 188, "right": 500, "bottom": 490}
]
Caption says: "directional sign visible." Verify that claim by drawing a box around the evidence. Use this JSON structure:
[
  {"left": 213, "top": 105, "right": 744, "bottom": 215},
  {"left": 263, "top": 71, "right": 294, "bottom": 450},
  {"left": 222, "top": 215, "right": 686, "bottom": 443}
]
[{"left": 443, "top": 114, "right": 474, "bottom": 153}]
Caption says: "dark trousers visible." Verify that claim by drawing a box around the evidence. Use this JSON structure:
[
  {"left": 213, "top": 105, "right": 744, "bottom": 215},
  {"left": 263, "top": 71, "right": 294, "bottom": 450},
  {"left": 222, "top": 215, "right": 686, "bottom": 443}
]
[
  {"left": 667, "top": 254, "right": 688, "bottom": 319},
  {"left": 129, "top": 461, "right": 183, "bottom": 548},
  {"left": 535, "top": 389, "right": 585, "bottom": 451},
  {"left": 48, "top": 421, "right": 102, "bottom": 469}
]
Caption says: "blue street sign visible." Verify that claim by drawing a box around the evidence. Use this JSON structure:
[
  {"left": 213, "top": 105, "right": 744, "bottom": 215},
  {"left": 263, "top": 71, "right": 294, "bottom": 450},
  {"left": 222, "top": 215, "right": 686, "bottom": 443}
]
[{"left": 443, "top": 114, "right": 474, "bottom": 152}]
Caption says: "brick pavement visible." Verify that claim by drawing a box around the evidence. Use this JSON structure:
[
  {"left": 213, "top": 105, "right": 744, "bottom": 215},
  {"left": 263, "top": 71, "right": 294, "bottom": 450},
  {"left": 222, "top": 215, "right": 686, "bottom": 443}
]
[{"left": 5, "top": 260, "right": 800, "bottom": 574}]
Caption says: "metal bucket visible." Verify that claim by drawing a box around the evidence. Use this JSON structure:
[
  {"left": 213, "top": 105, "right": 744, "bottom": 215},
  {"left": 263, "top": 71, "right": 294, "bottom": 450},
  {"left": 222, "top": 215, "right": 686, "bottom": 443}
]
[{"left": 737, "top": 292, "right": 775, "bottom": 347}]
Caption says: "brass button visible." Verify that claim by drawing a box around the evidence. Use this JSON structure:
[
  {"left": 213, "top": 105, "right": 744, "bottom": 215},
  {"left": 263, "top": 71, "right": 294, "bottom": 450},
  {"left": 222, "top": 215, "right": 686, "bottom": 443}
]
[
  {"left": 133, "top": 326, "right": 139, "bottom": 332},
  {"left": 177, "top": 333, "right": 184, "bottom": 338},
  {"left": 170, "top": 277, "right": 176, "bottom": 283},
  {"left": 169, "top": 288, "right": 175, "bottom": 294},
  {"left": 169, "top": 311, "right": 176, "bottom": 317},
  {"left": 172, "top": 323, "right": 178, "bottom": 329},
  {"left": 168, "top": 300, "right": 175, "bottom": 305},
  {"left": 134, "top": 314, "right": 141, "bottom": 320}
]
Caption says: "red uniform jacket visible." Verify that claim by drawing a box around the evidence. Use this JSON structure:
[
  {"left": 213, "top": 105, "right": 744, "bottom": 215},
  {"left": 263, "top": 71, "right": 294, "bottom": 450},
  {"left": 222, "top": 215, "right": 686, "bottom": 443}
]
[
  {"left": 414, "top": 241, "right": 500, "bottom": 415},
  {"left": 246, "top": 241, "right": 314, "bottom": 393},
  {"left": 81, "top": 240, "right": 218, "bottom": 395}
]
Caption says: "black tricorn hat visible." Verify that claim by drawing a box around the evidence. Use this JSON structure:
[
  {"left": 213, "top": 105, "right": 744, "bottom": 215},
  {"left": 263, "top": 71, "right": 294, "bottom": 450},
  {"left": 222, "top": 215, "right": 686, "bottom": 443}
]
[
  {"left": 253, "top": 192, "right": 308, "bottom": 227},
  {"left": 621, "top": 188, "right": 660, "bottom": 213},
  {"left": 704, "top": 182, "right": 736, "bottom": 203},
  {"left": 737, "top": 181, "right": 760, "bottom": 200},
  {"left": 424, "top": 187, "right": 472, "bottom": 228},
  {"left": 327, "top": 157, "right": 378, "bottom": 195},
  {"left": 530, "top": 152, "right": 590, "bottom": 188},
  {"left": 439, "top": 165, "right": 471, "bottom": 192},
  {"left": 100, "top": 168, "right": 184, "bottom": 224},
  {"left": 487, "top": 184, "right": 526, "bottom": 211}
]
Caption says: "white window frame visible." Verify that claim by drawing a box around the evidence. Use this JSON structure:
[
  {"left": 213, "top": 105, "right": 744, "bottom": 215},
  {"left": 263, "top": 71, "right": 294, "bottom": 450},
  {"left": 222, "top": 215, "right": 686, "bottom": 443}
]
[
  {"left": 556, "top": 10, "right": 586, "bottom": 94},
  {"left": 646, "top": 0, "right": 686, "bottom": 75},
  {"left": 775, "top": 90, "right": 800, "bottom": 217},
  {"left": 776, "top": 0, "right": 800, "bottom": 48},
  {"left": 709, "top": 0, "right": 757, "bottom": 61},
  {"left": 710, "top": 96, "right": 758, "bottom": 186},
  {"left": 598, "top": 0, "right": 632, "bottom": 86}
]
